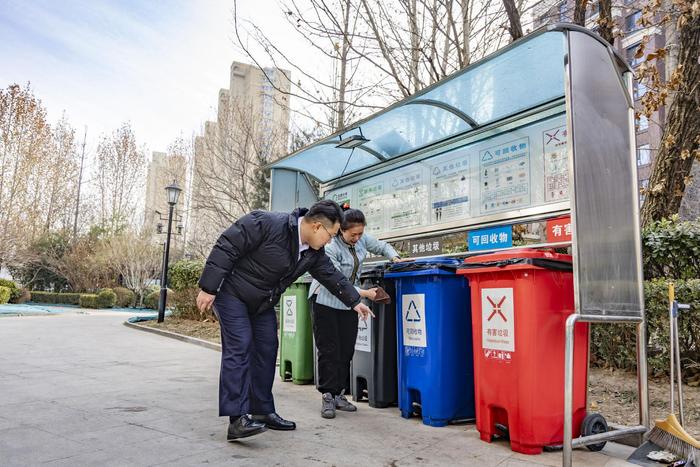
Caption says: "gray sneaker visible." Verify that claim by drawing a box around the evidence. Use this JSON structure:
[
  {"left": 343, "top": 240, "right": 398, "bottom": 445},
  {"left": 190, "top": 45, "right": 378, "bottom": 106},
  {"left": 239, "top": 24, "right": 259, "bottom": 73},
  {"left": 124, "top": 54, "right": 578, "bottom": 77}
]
[
  {"left": 335, "top": 393, "right": 357, "bottom": 412},
  {"left": 321, "top": 392, "right": 336, "bottom": 419}
]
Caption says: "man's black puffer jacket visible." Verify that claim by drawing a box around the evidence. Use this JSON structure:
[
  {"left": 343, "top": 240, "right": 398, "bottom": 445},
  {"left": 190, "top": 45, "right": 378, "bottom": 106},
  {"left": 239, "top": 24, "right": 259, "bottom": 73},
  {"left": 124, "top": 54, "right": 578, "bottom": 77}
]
[{"left": 198, "top": 208, "right": 362, "bottom": 315}]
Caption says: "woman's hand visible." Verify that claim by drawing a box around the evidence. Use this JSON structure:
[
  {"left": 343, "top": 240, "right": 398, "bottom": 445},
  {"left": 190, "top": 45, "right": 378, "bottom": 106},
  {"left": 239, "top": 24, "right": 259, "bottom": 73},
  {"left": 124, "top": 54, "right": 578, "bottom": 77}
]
[
  {"left": 391, "top": 256, "right": 412, "bottom": 263},
  {"left": 362, "top": 287, "right": 379, "bottom": 301},
  {"left": 196, "top": 290, "right": 216, "bottom": 313},
  {"left": 353, "top": 302, "right": 375, "bottom": 321}
]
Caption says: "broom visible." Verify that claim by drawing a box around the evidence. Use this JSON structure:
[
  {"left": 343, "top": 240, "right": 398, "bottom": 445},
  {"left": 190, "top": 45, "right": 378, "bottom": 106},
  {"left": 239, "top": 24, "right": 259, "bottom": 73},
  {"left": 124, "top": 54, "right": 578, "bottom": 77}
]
[{"left": 646, "top": 283, "right": 700, "bottom": 461}]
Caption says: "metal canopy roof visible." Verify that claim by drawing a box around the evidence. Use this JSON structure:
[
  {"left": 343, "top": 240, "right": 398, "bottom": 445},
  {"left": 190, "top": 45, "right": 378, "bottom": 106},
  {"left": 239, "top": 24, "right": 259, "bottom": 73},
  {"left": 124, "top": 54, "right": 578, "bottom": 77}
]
[{"left": 269, "top": 24, "right": 628, "bottom": 183}]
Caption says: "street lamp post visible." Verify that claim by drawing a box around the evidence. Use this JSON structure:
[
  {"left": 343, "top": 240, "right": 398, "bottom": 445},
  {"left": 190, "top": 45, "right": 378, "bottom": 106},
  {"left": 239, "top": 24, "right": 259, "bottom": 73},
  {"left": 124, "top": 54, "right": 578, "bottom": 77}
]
[{"left": 158, "top": 181, "right": 182, "bottom": 323}]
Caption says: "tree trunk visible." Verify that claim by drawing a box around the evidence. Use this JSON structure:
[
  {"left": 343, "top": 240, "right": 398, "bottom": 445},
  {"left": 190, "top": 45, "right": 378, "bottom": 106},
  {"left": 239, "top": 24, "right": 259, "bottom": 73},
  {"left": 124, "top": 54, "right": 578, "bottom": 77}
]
[
  {"left": 336, "top": 0, "right": 352, "bottom": 131},
  {"left": 573, "top": 0, "right": 589, "bottom": 26},
  {"left": 502, "top": 0, "right": 523, "bottom": 42},
  {"left": 640, "top": 15, "right": 700, "bottom": 227},
  {"left": 598, "top": 0, "right": 614, "bottom": 45},
  {"left": 460, "top": 0, "right": 471, "bottom": 66},
  {"left": 409, "top": 0, "right": 421, "bottom": 93}
]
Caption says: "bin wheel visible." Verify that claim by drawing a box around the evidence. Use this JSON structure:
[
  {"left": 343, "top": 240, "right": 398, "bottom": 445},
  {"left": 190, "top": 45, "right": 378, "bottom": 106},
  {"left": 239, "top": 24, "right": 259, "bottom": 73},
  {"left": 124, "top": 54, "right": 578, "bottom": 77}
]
[{"left": 580, "top": 413, "right": 608, "bottom": 452}]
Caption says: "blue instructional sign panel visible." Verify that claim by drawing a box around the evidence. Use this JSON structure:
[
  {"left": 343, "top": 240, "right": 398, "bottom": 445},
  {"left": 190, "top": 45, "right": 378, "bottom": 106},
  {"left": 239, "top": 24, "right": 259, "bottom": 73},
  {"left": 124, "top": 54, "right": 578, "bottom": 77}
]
[{"left": 468, "top": 225, "right": 513, "bottom": 251}]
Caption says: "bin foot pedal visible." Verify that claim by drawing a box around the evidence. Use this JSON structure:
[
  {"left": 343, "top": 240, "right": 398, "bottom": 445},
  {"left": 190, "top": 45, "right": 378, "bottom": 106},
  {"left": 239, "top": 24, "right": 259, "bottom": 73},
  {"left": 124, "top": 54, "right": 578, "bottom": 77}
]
[
  {"left": 291, "top": 379, "right": 312, "bottom": 385},
  {"left": 510, "top": 441, "right": 543, "bottom": 455}
]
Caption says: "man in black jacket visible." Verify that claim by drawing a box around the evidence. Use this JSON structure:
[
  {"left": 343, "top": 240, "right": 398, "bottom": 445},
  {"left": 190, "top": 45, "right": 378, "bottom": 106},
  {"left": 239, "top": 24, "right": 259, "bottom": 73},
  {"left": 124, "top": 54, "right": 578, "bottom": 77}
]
[{"left": 197, "top": 200, "right": 373, "bottom": 441}]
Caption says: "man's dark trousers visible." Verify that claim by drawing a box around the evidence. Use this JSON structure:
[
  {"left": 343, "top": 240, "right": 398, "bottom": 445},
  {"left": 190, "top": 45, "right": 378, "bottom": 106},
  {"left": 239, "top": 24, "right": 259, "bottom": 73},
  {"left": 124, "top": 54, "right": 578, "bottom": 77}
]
[{"left": 214, "top": 292, "right": 277, "bottom": 417}]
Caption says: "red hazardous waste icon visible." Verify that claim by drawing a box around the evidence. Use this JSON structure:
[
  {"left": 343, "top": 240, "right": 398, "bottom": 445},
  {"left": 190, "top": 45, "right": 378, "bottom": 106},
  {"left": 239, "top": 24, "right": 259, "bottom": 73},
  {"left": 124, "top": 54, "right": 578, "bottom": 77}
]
[{"left": 486, "top": 296, "right": 507, "bottom": 322}]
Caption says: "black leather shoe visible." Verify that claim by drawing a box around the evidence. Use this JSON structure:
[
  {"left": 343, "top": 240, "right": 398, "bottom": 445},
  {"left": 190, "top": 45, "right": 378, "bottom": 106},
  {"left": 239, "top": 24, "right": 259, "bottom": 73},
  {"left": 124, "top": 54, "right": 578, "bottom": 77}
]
[
  {"left": 251, "top": 412, "right": 296, "bottom": 431},
  {"left": 227, "top": 415, "right": 268, "bottom": 440}
]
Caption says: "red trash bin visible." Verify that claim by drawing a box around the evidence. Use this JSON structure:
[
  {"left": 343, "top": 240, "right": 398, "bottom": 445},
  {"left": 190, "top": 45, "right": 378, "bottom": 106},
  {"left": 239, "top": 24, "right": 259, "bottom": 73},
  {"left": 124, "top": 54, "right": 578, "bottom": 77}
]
[{"left": 457, "top": 249, "right": 589, "bottom": 455}]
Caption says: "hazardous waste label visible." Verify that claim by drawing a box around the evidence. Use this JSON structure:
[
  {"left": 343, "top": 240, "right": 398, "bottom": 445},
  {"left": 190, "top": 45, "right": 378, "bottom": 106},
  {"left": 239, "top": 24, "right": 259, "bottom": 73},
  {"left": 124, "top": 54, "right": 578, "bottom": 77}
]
[{"left": 481, "top": 288, "right": 514, "bottom": 360}]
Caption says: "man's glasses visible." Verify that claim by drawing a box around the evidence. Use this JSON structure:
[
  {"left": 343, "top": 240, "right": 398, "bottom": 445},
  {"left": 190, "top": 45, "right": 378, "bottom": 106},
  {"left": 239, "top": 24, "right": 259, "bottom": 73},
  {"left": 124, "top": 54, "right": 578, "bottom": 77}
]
[{"left": 319, "top": 223, "right": 335, "bottom": 239}]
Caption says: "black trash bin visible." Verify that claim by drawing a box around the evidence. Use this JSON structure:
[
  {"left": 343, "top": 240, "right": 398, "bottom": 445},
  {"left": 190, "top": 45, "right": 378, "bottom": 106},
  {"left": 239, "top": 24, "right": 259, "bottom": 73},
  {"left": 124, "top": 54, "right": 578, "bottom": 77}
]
[{"left": 350, "top": 263, "right": 397, "bottom": 408}]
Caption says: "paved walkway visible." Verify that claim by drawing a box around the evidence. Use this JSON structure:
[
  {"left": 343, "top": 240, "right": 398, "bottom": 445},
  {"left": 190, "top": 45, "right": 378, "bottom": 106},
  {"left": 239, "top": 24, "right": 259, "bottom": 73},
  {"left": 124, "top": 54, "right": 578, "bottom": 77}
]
[{"left": 0, "top": 311, "right": 635, "bottom": 466}]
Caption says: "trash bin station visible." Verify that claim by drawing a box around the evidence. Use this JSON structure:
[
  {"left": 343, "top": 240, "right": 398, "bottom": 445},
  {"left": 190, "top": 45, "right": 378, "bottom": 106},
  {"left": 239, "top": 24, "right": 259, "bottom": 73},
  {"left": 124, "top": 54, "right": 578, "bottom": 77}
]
[{"left": 268, "top": 24, "right": 648, "bottom": 466}]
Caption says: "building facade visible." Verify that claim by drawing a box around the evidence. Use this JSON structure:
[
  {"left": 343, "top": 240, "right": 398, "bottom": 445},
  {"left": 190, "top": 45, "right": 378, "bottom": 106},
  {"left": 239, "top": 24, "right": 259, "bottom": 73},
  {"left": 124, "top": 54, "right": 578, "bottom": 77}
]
[{"left": 186, "top": 62, "right": 292, "bottom": 257}]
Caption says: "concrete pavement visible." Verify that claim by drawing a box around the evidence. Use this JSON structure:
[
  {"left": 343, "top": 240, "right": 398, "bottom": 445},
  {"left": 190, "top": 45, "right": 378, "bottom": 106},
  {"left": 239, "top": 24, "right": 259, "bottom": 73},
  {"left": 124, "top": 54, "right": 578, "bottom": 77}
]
[{"left": 0, "top": 311, "right": 635, "bottom": 466}]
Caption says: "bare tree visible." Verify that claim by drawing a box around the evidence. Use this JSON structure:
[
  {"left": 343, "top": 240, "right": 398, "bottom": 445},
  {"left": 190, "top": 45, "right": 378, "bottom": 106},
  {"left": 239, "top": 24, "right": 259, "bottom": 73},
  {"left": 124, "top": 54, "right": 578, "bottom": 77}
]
[
  {"left": 58, "top": 237, "right": 113, "bottom": 292},
  {"left": 639, "top": 0, "right": 700, "bottom": 225},
  {"left": 188, "top": 99, "right": 288, "bottom": 256},
  {"left": 233, "top": 0, "right": 512, "bottom": 137},
  {"left": 502, "top": 0, "right": 524, "bottom": 40},
  {"left": 41, "top": 114, "right": 79, "bottom": 233},
  {"left": 0, "top": 84, "right": 53, "bottom": 268},
  {"left": 98, "top": 230, "right": 161, "bottom": 305},
  {"left": 94, "top": 122, "right": 146, "bottom": 232}
]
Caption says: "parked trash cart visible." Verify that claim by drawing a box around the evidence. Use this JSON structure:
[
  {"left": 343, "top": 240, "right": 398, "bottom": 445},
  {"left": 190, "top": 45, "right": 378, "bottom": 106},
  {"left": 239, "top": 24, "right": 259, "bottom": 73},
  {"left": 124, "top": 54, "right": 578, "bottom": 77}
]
[
  {"left": 385, "top": 258, "right": 475, "bottom": 427},
  {"left": 350, "top": 263, "right": 397, "bottom": 408},
  {"left": 458, "top": 249, "right": 590, "bottom": 455},
  {"left": 279, "top": 274, "right": 314, "bottom": 384}
]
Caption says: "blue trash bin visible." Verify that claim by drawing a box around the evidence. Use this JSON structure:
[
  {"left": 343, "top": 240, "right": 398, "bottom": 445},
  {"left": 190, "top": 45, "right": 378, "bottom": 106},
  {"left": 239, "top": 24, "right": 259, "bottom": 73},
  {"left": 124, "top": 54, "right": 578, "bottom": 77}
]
[{"left": 385, "top": 257, "right": 475, "bottom": 427}]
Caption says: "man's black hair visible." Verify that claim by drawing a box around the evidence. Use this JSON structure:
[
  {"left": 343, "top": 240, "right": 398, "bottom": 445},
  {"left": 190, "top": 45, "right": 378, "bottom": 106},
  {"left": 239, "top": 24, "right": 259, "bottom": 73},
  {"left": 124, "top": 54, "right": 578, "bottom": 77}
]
[{"left": 306, "top": 200, "right": 343, "bottom": 225}]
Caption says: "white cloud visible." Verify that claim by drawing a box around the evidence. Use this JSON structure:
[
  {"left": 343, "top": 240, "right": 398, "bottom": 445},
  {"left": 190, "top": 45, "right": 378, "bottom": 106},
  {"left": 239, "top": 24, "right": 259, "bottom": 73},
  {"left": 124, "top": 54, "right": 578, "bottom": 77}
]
[{"left": 0, "top": 0, "right": 245, "bottom": 154}]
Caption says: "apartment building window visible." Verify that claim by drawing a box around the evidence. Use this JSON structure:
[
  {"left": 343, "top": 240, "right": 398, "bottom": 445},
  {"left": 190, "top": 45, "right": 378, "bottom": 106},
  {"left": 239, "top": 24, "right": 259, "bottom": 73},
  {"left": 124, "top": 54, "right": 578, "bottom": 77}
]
[
  {"left": 626, "top": 43, "right": 643, "bottom": 67},
  {"left": 639, "top": 178, "right": 649, "bottom": 203},
  {"left": 634, "top": 80, "right": 648, "bottom": 99},
  {"left": 637, "top": 144, "right": 652, "bottom": 166},
  {"left": 636, "top": 114, "right": 649, "bottom": 131},
  {"left": 625, "top": 10, "right": 642, "bottom": 32},
  {"left": 587, "top": 1, "right": 600, "bottom": 18}
]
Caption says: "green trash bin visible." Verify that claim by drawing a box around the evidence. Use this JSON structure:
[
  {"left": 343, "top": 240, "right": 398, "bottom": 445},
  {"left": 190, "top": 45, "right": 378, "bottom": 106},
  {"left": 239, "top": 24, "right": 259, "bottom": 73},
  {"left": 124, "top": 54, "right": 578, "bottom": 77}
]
[{"left": 279, "top": 274, "right": 314, "bottom": 384}]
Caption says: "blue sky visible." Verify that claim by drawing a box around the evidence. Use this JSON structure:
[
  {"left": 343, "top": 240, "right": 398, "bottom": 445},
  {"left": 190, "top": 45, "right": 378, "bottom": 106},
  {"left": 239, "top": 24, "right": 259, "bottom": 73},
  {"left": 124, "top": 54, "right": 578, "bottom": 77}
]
[{"left": 0, "top": 0, "right": 297, "bottom": 156}]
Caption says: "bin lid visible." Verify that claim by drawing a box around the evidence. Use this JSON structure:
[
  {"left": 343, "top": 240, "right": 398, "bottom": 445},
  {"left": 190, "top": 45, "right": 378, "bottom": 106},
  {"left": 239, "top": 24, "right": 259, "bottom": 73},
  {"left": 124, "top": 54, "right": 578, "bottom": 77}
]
[
  {"left": 385, "top": 256, "right": 463, "bottom": 277},
  {"left": 360, "top": 263, "right": 387, "bottom": 279},
  {"left": 458, "top": 248, "right": 572, "bottom": 274}
]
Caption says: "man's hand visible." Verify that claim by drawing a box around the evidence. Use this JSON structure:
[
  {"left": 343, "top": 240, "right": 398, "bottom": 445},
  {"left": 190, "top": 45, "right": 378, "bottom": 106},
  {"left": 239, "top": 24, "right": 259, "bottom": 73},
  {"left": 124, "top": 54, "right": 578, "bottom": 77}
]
[
  {"left": 353, "top": 302, "right": 375, "bottom": 321},
  {"left": 362, "top": 287, "right": 379, "bottom": 301},
  {"left": 197, "top": 290, "right": 216, "bottom": 313}
]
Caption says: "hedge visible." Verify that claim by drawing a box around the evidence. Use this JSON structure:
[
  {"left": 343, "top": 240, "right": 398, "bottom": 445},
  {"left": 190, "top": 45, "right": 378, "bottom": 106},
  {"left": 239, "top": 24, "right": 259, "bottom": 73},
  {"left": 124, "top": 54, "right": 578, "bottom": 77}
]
[
  {"left": 0, "top": 278, "right": 23, "bottom": 303},
  {"left": 113, "top": 287, "right": 135, "bottom": 308},
  {"left": 79, "top": 289, "right": 116, "bottom": 309},
  {"left": 642, "top": 216, "right": 700, "bottom": 280},
  {"left": 168, "top": 260, "right": 204, "bottom": 292},
  {"left": 0, "top": 286, "right": 11, "bottom": 304},
  {"left": 30, "top": 291, "right": 81, "bottom": 305},
  {"left": 167, "top": 260, "right": 212, "bottom": 320},
  {"left": 591, "top": 279, "right": 700, "bottom": 378},
  {"left": 144, "top": 289, "right": 174, "bottom": 310}
]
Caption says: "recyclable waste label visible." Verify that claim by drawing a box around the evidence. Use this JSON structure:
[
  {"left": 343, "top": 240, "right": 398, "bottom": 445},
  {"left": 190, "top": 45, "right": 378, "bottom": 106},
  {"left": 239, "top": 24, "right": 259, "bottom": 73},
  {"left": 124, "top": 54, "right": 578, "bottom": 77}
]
[
  {"left": 402, "top": 294, "right": 426, "bottom": 348},
  {"left": 283, "top": 296, "right": 297, "bottom": 333}
]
